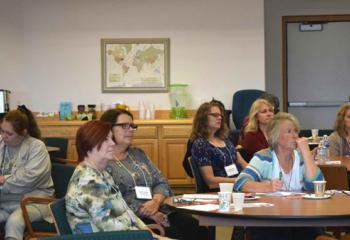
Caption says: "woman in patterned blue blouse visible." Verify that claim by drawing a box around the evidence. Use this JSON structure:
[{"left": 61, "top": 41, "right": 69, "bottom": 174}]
[
  {"left": 191, "top": 101, "right": 248, "bottom": 190},
  {"left": 100, "top": 109, "right": 208, "bottom": 240}
]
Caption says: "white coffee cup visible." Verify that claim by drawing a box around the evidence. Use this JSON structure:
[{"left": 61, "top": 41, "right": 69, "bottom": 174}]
[
  {"left": 232, "top": 192, "right": 245, "bottom": 211},
  {"left": 313, "top": 180, "right": 326, "bottom": 197},
  {"left": 218, "top": 192, "right": 231, "bottom": 211},
  {"left": 311, "top": 129, "right": 319, "bottom": 140},
  {"left": 219, "top": 183, "right": 234, "bottom": 193}
]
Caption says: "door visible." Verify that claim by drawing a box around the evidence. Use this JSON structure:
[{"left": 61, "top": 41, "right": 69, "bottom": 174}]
[{"left": 282, "top": 15, "right": 350, "bottom": 129}]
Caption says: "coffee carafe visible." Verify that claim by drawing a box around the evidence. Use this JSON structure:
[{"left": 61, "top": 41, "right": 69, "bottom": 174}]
[{"left": 0, "top": 89, "right": 11, "bottom": 113}]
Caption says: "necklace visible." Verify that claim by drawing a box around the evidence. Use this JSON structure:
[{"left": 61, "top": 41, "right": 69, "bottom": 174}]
[
  {"left": 278, "top": 152, "right": 295, "bottom": 191},
  {"left": 114, "top": 152, "right": 150, "bottom": 187}
]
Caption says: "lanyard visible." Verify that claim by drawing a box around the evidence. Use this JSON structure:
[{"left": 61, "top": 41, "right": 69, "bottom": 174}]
[
  {"left": 278, "top": 153, "right": 294, "bottom": 191},
  {"left": 115, "top": 153, "right": 150, "bottom": 187},
  {"left": 216, "top": 145, "right": 234, "bottom": 167}
]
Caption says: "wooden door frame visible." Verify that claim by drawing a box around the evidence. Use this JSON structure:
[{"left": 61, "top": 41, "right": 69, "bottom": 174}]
[{"left": 282, "top": 14, "right": 350, "bottom": 111}]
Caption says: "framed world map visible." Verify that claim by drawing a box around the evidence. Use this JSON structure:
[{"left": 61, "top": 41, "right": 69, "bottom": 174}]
[{"left": 101, "top": 38, "right": 170, "bottom": 93}]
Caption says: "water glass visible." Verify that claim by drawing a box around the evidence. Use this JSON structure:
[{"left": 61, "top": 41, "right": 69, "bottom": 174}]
[{"left": 232, "top": 192, "right": 245, "bottom": 211}]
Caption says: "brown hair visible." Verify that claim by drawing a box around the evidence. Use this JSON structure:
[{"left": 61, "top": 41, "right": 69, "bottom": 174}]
[
  {"left": 76, "top": 121, "right": 112, "bottom": 162},
  {"left": 100, "top": 109, "right": 133, "bottom": 124},
  {"left": 4, "top": 106, "right": 41, "bottom": 139},
  {"left": 334, "top": 103, "right": 350, "bottom": 138},
  {"left": 245, "top": 99, "right": 273, "bottom": 133},
  {"left": 190, "top": 101, "right": 229, "bottom": 141}
]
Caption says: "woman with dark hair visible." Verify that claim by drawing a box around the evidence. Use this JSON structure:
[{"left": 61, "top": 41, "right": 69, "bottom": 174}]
[
  {"left": 329, "top": 103, "right": 350, "bottom": 156},
  {"left": 0, "top": 108, "right": 54, "bottom": 240},
  {"left": 65, "top": 121, "right": 167, "bottom": 239},
  {"left": 191, "top": 101, "right": 247, "bottom": 190},
  {"left": 100, "top": 109, "right": 208, "bottom": 240}
]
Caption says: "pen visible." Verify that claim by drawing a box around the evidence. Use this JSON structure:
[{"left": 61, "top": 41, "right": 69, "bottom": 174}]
[
  {"left": 279, "top": 171, "right": 282, "bottom": 180},
  {"left": 342, "top": 190, "right": 350, "bottom": 196}
]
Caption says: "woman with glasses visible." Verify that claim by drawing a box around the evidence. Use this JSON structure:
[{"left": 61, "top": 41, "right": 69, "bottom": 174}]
[
  {"left": 242, "top": 99, "right": 275, "bottom": 161},
  {"left": 0, "top": 106, "right": 54, "bottom": 240},
  {"left": 100, "top": 109, "right": 208, "bottom": 240},
  {"left": 65, "top": 121, "right": 167, "bottom": 239},
  {"left": 191, "top": 101, "right": 248, "bottom": 190}
]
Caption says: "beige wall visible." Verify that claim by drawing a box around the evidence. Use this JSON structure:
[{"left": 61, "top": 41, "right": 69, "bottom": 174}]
[{"left": 1, "top": 0, "right": 265, "bottom": 114}]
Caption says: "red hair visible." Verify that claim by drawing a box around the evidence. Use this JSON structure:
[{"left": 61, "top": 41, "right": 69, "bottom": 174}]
[{"left": 75, "top": 121, "right": 112, "bottom": 162}]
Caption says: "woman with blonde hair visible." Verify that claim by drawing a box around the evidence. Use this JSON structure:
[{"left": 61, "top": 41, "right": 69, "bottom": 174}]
[
  {"left": 234, "top": 112, "right": 324, "bottom": 240},
  {"left": 329, "top": 103, "right": 350, "bottom": 156},
  {"left": 242, "top": 99, "right": 274, "bottom": 160},
  {"left": 191, "top": 101, "right": 247, "bottom": 190}
]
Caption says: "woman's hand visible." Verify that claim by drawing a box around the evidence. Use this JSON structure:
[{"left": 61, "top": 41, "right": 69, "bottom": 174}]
[
  {"left": 296, "top": 137, "right": 310, "bottom": 153},
  {"left": 270, "top": 179, "right": 283, "bottom": 192},
  {"left": 138, "top": 199, "right": 160, "bottom": 217},
  {"left": 150, "top": 211, "right": 170, "bottom": 227},
  {"left": 0, "top": 176, "right": 6, "bottom": 184}
]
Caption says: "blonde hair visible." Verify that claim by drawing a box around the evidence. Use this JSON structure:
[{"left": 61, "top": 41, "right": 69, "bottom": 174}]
[
  {"left": 267, "top": 112, "right": 300, "bottom": 150},
  {"left": 245, "top": 99, "right": 273, "bottom": 133},
  {"left": 334, "top": 103, "right": 350, "bottom": 138}
]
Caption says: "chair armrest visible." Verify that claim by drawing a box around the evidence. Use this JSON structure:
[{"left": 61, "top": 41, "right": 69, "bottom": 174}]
[
  {"left": 147, "top": 224, "right": 165, "bottom": 236},
  {"left": 21, "top": 196, "right": 55, "bottom": 237}
]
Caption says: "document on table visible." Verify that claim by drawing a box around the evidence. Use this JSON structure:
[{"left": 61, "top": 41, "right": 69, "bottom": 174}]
[
  {"left": 265, "top": 192, "right": 306, "bottom": 197},
  {"left": 182, "top": 194, "right": 218, "bottom": 199},
  {"left": 178, "top": 204, "right": 219, "bottom": 211}
]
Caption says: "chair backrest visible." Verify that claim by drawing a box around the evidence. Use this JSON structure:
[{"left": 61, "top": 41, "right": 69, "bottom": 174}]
[
  {"left": 38, "top": 230, "right": 153, "bottom": 240},
  {"left": 52, "top": 163, "right": 75, "bottom": 198},
  {"left": 43, "top": 137, "right": 69, "bottom": 159},
  {"left": 232, "top": 89, "right": 265, "bottom": 129},
  {"left": 319, "top": 165, "right": 349, "bottom": 190},
  {"left": 187, "top": 157, "right": 210, "bottom": 193},
  {"left": 49, "top": 198, "right": 73, "bottom": 235}
]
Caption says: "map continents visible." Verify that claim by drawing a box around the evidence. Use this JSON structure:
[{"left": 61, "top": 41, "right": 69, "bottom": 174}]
[{"left": 106, "top": 42, "right": 166, "bottom": 88}]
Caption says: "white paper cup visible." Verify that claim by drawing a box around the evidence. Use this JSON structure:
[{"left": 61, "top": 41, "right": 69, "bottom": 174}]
[
  {"left": 311, "top": 129, "right": 319, "bottom": 140},
  {"left": 218, "top": 192, "right": 231, "bottom": 211},
  {"left": 219, "top": 183, "right": 234, "bottom": 193},
  {"left": 232, "top": 192, "right": 245, "bottom": 211},
  {"left": 313, "top": 180, "right": 326, "bottom": 197}
]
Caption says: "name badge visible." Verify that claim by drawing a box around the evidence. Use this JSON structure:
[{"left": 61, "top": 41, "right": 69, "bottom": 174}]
[
  {"left": 224, "top": 164, "right": 238, "bottom": 177},
  {"left": 135, "top": 186, "right": 152, "bottom": 199}
]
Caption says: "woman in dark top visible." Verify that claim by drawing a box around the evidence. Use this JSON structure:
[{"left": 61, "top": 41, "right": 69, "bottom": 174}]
[
  {"left": 242, "top": 99, "right": 274, "bottom": 161},
  {"left": 100, "top": 109, "right": 208, "bottom": 240},
  {"left": 191, "top": 101, "right": 247, "bottom": 190}
]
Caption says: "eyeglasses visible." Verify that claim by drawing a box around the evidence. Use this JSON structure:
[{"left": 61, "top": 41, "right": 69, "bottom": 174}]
[
  {"left": 113, "top": 123, "right": 138, "bottom": 130},
  {"left": 208, "top": 113, "right": 223, "bottom": 118}
]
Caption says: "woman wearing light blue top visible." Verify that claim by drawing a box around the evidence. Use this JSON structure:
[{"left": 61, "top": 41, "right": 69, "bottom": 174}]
[
  {"left": 233, "top": 112, "right": 325, "bottom": 240},
  {"left": 234, "top": 112, "right": 323, "bottom": 193}
]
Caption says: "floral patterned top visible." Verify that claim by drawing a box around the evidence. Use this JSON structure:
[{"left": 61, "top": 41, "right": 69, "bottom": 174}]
[
  {"left": 191, "top": 137, "right": 242, "bottom": 177},
  {"left": 65, "top": 164, "right": 147, "bottom": 234},
  {"left": 106, "top": 147, "right": 172, "bottom": 214}
]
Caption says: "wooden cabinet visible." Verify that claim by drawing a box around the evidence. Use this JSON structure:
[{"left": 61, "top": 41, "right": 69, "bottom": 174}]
[{"left": 38, "top": 119, "right": 194, "bottom": 192}]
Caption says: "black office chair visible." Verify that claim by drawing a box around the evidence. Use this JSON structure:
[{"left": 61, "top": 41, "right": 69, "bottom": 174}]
[
  {"left": 232, "top": 89, "right": 265, "bottom": 129},
  {"left": 187, "top": 157, "right": 211, "bottom": 193},
  {"left": 43, "top": 137, "right": 69, "bottom": 160}
]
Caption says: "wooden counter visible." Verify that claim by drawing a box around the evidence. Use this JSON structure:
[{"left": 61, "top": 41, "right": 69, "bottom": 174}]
[{"left": 38, "top": 118, "right": 195, "bottom": 193}]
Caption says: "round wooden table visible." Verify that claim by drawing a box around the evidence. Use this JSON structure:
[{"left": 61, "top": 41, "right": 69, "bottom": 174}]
[{"left": 165, "top": 194, "right": 350, "bottom": 227}]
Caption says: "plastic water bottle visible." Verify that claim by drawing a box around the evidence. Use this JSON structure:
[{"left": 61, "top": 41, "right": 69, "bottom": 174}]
[
  {"left": 322, "top": 135, "right": 330, "bottom": 162},
  {"left": 317, "top": 140, "right": 326, "bottom": 164},
  {"left": 138, "top": 101, "right": 145, "bottom": 120}
]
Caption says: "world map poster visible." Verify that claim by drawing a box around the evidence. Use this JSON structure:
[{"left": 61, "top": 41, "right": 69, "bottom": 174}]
[{"left": 101, "top": 38, "right": 170, "bottom": 93}]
